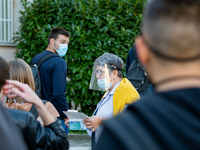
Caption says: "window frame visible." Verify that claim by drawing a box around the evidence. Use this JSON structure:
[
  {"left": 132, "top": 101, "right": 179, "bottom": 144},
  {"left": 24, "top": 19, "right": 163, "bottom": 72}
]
[{"left": 0, "top": 0, "right": 14, "bottom": 46}]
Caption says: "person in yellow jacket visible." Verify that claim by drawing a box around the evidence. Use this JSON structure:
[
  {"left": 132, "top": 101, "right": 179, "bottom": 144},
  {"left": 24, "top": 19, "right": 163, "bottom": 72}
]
[{"left": 83, "top": 52, "right": 140, "bottom": 149}]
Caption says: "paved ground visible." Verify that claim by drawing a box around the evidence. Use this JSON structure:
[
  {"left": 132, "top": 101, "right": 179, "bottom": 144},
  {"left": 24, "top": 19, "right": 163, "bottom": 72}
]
[
  {"left": 68, "top": 134, "right": 91, "bottom": 150},
  {"left": 69, "top": 147, "right": 91, "bottom": 150}
]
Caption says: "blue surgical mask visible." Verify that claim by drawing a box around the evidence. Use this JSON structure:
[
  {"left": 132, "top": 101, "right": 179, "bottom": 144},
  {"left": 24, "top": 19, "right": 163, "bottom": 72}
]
[
  {"left": 97, "top": 78, "right": 112, "bottom": 90},
  {"left": 53, "top": 39, "right": 68, "bottom": 57}
]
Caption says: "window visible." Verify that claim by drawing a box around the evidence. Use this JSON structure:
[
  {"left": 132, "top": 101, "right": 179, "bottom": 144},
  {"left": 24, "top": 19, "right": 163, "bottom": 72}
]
[{"left": 0, "top": 0, "right": 13, "bottom": 44}]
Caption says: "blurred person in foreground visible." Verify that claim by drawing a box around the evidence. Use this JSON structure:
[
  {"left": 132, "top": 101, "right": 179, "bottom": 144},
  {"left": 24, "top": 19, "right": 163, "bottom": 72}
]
[
  {"left": 83, "top": 53, "right": 140, "bottom": 149},
  {"left": 0, "top": 57, "right": 69, "bottom": 150},
  {"left": 4, "top": 81, "right": 69, "bottom": 150},
  {"left": 95, "top": 0, "right": 200, "bottom": 149},
  {"left": 0, "top": 56, "right": 27, "bottom": 150}
]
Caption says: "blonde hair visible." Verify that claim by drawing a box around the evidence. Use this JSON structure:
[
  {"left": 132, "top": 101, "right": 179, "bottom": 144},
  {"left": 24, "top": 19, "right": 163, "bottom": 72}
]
[{"left": 8, "top": 58, "right": 35, "bottom": 104}]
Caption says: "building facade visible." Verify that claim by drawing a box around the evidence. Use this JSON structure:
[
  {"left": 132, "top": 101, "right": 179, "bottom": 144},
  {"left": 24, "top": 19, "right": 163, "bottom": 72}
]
[{"left": 0, "top": 0, "right": 21, "bottom": 61}]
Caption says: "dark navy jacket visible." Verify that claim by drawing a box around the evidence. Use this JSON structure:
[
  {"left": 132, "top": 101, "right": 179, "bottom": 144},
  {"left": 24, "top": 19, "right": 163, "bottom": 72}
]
[
  {"left": 126, "top": 44, "right": 136, "bottom": 73},
  {"left": 95, "top": 88, "right": 200, "bottom": 150},
  {"left": 32, "top": 50, "right": 69, "bottom": 119}
]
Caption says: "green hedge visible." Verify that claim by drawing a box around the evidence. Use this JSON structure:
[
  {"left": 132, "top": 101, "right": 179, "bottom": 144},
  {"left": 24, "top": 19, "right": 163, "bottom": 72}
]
[{"left": 15, "top": 0, "right": 146, "bottom": 115}]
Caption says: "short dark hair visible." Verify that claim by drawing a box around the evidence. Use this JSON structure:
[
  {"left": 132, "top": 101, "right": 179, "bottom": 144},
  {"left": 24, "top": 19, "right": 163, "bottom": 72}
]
[
  {"left": 142, "top": 0, "right": 200, "bottom": 59},
  {"left": 48, "top": 27, "right": 70, "bottom": 45},
  {"left": 0, "top": 56, "right": 9, "bottom": 91}
]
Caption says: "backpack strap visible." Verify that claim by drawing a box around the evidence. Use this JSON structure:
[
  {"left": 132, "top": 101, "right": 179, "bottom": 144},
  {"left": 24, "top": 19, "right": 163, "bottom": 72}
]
[
  {"left": 30, "top": 55, "right": 37, "bottom": 64},
  {"left": 36, "top": 53, "right": 60, "bottom": 68},
  {"left": 30, "top": 53, "right": 60, "bottom": 68},
  {"left": 30, "top": 100, "right": 48, "bottom": 119}
]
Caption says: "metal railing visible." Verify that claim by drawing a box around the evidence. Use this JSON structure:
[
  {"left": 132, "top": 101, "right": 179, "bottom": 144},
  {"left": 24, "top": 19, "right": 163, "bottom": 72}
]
[{"left": 0, "top": 0, "right": 13, "bottom": 44}]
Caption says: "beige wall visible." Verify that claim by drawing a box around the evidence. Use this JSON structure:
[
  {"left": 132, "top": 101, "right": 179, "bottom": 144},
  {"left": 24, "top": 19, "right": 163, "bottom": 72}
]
[{"left": 0, "top": 46, "right": 16, "bottom": 61}]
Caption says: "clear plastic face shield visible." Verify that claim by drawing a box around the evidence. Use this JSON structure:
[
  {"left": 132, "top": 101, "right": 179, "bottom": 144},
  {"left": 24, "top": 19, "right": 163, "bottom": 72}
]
[{"left": 89, "top": 61, "right": 113, "bottom": 91}]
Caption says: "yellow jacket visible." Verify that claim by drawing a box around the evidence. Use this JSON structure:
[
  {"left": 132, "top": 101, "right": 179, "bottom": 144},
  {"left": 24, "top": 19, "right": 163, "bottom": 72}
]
[{"left": 113, "top": 78, "right": 140, "bottom": 116}]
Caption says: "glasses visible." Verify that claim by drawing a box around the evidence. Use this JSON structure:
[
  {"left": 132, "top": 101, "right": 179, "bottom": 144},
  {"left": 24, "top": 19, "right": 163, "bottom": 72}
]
[{"left": 95, "top": 69, "right": 105, "bottom": 76}]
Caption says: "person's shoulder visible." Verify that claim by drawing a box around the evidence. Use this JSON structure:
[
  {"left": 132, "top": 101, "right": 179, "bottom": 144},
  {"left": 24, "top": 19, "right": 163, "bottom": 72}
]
[
  {"left": 101, "top": 104, "right": 161, "bottom": 150},
  {"left": 53, "top": 59, "right": 67, "bottom": 72},
  {"left": 104, "top": 93, "right": 161, "bottom": 132},
  {"left": 115, "top": 78, "right": 139, "bottom": 97},
  {"left": 32, "top": 51, "right": 49, "bottom": 62},
  {"left": 130, "top": 92, "right": 159, "bottom": 105},
  {"left": 126, "top": 91, "right": 172, "bottom": 116},
  {"left": 52, "top": 58, "right": 67, "bottom": 69},
  {"left": 54, "top": 57, "right": 66, "bottom": 62},
  {"left": 7, "top": 108, "right": 35, "bottom": 122},
  {"left": 48, "top": 54, "right": 66, "bottom": 63},
  {"left": 43, "top": 52, "right": 66, "bottom": 67},
  {"left": 128, "top": 45, "right": 133, "bottom": 53},
  {"left": 35, "top": 50, "right": 48, "bottom": 57},
  {"left": 128, "top": 44, "right": 136, "bottom": 54}
]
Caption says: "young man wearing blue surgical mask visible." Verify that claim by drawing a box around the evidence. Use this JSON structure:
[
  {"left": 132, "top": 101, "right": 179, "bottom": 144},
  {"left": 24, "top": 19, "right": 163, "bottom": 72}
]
[{"left": 31, "top": 27, "right": 70, "bottom": 134}]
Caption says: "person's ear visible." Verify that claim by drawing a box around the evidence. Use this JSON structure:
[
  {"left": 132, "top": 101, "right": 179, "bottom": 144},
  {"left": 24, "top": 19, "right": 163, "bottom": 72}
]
[
  {"left": 50, "top": 38, "right": 54, "bottom": 45},
  {"left": 135, "top": 36, "right": 150, "bottom": 66},
  {"left": 112, "top": 70, "right": 118, "bottom": 78}
]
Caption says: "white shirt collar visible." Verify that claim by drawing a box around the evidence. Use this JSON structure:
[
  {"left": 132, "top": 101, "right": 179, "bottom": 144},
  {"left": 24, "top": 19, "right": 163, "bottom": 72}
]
[
  {"left": 101, "top": 80, "right": 122, "bottom": 99},
  {"left": 108, "top": 80, "right": 121, "bottom": 95}
]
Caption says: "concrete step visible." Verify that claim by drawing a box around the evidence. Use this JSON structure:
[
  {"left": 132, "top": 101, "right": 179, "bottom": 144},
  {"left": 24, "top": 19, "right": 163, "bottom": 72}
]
[
  {"left": 69, "top": 147, "right": 91, "bottom": 150},
  {"left": 68, "top": 134, "right": 91, "bottom": 149}
]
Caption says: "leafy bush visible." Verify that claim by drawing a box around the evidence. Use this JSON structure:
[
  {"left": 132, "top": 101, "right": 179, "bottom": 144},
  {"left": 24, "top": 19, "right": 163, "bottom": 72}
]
[{"left": 15, "top": 0, "right": 146, "bottom": 115}]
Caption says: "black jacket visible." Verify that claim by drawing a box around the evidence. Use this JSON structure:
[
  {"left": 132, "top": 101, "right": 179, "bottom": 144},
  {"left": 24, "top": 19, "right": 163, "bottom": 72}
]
[
  {"left": 7, "top": 109, "right": 69, "bottom": 150},
  {"left": 0, "top": 104, "right": 27, "bottom": 150},
  {"left": 95, "top": 88, "right": 200, "bottom": 150}
]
